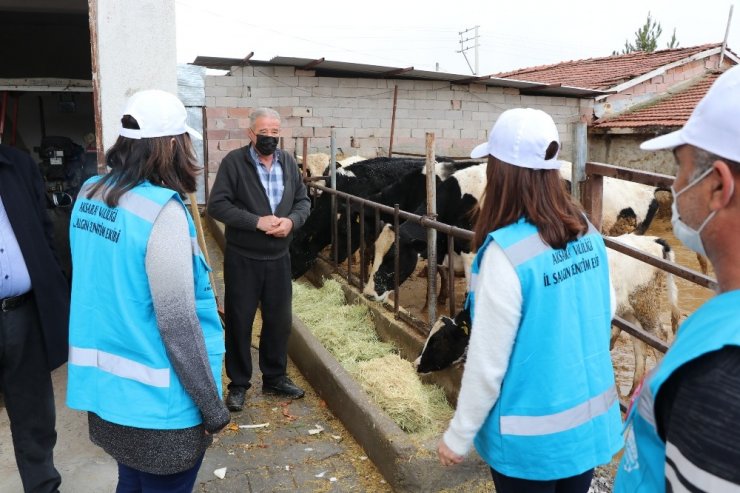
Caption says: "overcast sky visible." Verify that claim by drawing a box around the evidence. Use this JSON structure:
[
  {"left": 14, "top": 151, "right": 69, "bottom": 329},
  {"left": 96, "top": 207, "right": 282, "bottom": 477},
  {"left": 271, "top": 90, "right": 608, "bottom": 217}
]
[{"left": 175, "top": 0, "right": 738, "bottom": 76}]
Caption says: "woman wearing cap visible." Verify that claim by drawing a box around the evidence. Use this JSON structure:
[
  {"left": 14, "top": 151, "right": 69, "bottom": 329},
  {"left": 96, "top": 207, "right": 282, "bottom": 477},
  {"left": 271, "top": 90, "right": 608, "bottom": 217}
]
[
  {"left": 437, "top": 108, "right": 622, "bottom": 492},
  {"left": 66, "top": 89, "right": 230, "bottom": 492}
]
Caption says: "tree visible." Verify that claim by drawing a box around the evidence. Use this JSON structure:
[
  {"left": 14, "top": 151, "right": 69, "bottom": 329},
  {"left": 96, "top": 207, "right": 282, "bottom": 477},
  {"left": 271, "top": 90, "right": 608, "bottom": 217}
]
[
  {"left": 666, "top": 28, "right": 680, "bottom": 49},
  {"left": 613, "top": 12, "right": 679, "bottom": 55}
]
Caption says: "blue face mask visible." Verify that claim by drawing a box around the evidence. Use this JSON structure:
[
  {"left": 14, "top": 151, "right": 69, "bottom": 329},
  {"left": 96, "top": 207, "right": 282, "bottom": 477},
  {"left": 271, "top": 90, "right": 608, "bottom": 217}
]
[{"left": 670, "top": 166, "right": 734, "bottom": 256}]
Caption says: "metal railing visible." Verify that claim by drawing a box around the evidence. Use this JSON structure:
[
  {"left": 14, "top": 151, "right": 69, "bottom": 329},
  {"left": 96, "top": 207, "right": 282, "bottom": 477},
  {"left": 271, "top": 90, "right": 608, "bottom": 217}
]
[
  {"left": 583, "top": 162, "right": 717, "bottom": 362},
  {"left": 309, "top": 181, "right": 473, "bottom": 335}
]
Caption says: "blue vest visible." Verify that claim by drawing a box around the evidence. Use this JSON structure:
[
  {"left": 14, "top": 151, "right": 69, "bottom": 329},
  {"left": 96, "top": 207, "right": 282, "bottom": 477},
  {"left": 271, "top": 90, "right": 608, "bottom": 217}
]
[
  {"left": 614, "top": 289, "right": 740, "bottom": 492},
  {"left": 67, "top": 178, "right": 224, "bottom": 429},
  {"left": 468, "top": 218, "right": 623, "bottom": 480}
]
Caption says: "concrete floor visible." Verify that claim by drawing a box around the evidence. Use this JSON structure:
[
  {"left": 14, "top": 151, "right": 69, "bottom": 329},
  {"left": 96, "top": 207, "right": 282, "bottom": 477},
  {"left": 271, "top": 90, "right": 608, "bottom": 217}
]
[{"left": 0, "top": 365, "right": 118, "bottom": 492}]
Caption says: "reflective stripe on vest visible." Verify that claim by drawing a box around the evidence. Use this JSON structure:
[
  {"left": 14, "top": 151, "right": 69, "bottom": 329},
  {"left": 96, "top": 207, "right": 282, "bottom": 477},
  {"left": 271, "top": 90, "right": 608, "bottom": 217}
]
[
  {"left": 67, "top": 178, "right": 224, "bottom": 430},
  {"left": 666, "top": 442, "right": 740, "bottom": 492},
  {"left": 470, "top": 218, "right": 622, "bottom": 480},
  {"left": 69, "top": 346, "right": 170, "bottom": 388},
  {"left": 614, "top": 290, "right": 740, "bottom": 492},
  {"left": 501, "top": 386, "right": 617, "bottom": 436}
]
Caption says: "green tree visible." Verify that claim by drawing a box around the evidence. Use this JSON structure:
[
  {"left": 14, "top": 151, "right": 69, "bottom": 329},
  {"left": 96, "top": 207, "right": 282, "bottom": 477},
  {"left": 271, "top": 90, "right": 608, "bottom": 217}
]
[
  {"left": 666, "top": 28, "right": 680, "bottom": 49},
  {"left": 613, "top": 12, "right": 679, "bottom": 54}
]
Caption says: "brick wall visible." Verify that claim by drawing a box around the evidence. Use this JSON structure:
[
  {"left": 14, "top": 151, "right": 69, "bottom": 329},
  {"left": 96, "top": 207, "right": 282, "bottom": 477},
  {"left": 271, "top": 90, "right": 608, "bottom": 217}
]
[
  {"left": 203, "top": 65, "right": 588, "bottom": 187},
  {"left": 606, "top": 54, "right": 734, "bottom": 105}
]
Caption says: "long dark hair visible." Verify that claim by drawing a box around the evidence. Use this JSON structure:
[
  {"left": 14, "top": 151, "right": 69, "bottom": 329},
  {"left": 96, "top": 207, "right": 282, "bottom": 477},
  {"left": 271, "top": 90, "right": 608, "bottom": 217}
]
[
  {"left": 473, "top": 151, "right": 587, "bottom": 251},
  {"left": 87, "top": 115, "right": 200, "bottom": 207}
]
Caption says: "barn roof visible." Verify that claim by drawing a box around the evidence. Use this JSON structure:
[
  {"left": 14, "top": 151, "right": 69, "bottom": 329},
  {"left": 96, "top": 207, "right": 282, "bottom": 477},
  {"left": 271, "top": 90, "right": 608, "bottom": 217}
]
[
  {"left": 494, "top": 43, "right": 738, "bottom": 91},
  {"left": 190, "top": 54, "right": 609, "bottom": 98},
  {"left": 593, "top": 71, "right": 722, "bottom": 129}
]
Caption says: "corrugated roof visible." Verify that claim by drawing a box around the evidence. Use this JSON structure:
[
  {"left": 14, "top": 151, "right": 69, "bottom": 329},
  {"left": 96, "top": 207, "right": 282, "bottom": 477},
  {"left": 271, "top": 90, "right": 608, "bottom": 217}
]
[
  {"left": 495, "top": 44, "right": 732, "bottom": 90},
  {"left": 190, "top": 54, "right": 610, "bottom": 98},
  {"left": 593, "top": 72, "right": 721, "bottom": 128}
]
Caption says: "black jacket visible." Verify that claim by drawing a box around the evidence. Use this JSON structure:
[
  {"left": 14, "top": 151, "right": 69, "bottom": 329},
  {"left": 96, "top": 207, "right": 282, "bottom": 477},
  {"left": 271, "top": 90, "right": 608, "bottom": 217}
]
[
  {"left": 0, "top": 145, "right": 70, "bottom": 370},
  {"left": 207, "top": 146, "right": 310, "bottom": 260}
]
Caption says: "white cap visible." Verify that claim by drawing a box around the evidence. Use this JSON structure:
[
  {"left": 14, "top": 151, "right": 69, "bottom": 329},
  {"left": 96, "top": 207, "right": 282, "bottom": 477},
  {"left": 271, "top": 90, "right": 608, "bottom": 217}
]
[
  {"left": 641, "top": 65, "right": 740, "bottom": 162},
  {"left": 470, "top": 108, "right": 561, "bottom": 170},
  {"left": 119, "top": 89, "right": 202, "bottom": 140}
]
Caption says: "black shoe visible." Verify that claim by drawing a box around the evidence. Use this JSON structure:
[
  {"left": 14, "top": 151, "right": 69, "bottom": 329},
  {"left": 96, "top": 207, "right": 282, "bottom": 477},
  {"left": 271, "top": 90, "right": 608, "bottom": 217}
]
[
  {"left": 262, "top": 376, "right": 305, "bottom": 399},
  {"left": 226, "top": 386, "right": 247, "bottom": 412}
]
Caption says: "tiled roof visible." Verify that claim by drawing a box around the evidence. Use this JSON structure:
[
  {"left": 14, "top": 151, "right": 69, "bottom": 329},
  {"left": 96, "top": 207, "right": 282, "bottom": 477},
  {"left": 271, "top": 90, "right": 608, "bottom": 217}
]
[
  {"left": 593, "top": 72, "right": 721, "bottom": 128},
  {"left": 495, "top": 44, "right": 724, "bottom": 90}
]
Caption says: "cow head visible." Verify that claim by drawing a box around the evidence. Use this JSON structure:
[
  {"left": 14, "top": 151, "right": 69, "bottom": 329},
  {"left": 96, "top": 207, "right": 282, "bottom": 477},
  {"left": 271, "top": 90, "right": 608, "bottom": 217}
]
[
  {"left": 362, "top": 223, "right": 425, "bottom": 301},
  {"left": 414, "top": 305, "right": 471, "bottom": 373}
]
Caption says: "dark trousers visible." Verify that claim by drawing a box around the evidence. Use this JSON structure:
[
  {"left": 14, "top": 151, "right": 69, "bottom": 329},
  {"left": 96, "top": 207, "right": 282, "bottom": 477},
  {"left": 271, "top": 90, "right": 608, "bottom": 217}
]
[
  {"left": 224, "top": 250, "right": 292, "bottom": 389},
  {"left": 115, "top": 453, "right": 204, "bottom": 493},
  {"left": 490, "top": 467, "right": 593, "bottom": 493},
  {"left": 0, "top": 296, "right": 61, "bottom": 493}
]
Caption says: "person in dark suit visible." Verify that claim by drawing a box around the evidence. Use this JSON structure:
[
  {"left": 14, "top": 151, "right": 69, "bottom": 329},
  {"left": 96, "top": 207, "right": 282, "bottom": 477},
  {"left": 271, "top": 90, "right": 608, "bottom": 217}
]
[{"left": 0, "top": 144, "right": 70, "bottom": 493}]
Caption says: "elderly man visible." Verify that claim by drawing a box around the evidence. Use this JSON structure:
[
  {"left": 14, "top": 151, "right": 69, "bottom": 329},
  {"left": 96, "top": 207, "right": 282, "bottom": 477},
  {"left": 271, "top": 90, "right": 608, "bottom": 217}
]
[
  {"left": 208, "top": 108, "right": 310, "bottom": 411},
  {"left": 615, "top": 66, "right": 740, "bottom": 491}
]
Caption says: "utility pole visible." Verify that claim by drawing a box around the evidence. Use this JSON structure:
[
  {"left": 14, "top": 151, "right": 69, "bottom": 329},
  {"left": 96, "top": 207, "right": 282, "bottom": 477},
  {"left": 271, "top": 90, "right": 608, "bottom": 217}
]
[
  {"left": 457, "top": 25, "right": 480, "bottom": 75},
  {"left": 719, "top": 5, "right": 734, "bottom": 69}
]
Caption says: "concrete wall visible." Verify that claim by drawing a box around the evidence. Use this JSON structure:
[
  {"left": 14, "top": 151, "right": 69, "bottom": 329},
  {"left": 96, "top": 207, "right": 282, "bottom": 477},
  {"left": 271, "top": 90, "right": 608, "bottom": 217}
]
[
  {"left": 589, "top": 134, "right": 675, "bottom": 175},
  {"left": 95, "top": 0, "right": 177, "bottom": 151},
  {"left": 204, "top": 65, "right": 589, "bottom": 187}
]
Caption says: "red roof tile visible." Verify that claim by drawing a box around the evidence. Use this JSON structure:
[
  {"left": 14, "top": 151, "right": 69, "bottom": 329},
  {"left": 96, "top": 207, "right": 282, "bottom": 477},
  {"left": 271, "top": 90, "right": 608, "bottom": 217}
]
[
  {"left": 593, "top": 72, "right": 722, "bottom": 128},
  {"left": 495, "top": 44, "right": 725, "bottom": 90}
]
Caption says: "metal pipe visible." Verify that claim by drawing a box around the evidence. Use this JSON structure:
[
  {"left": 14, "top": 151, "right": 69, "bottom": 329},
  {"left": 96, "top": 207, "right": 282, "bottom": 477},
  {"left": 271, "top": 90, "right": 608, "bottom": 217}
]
[
  {"left": 302, "top": 137, "right": 308, "bottom": 177},
  {"left": 330, "top": 129, "right": 338, "bottom": 266},
  {"left": 388, "top": 85, "right": 398, "bottom": 157},
  {"left": 612, "top": 316, "right": 669, "bottom": 354},
  {"left": 360, "top": 202, "right": 367, "bottom": 286},
  {"left": 604, "top": 237, "right": 717, "bottom": 290},
  {"left": 447, "top": 234, "right": 455, "bottom": 318},
  {"left": 425, "top": 132, "right": 438, "bottom": 326},
  {"left": 393, "top": 204, "right": 400, "bottom": 315},
  {"left": 311, "top": 182, "right": 474, "bottom": 241},
  {"left": 719, "top": 5, "right": 734, "bottom": 69},
  {"left": 345, "top": 197, "right": 352, "bottom": 286}
]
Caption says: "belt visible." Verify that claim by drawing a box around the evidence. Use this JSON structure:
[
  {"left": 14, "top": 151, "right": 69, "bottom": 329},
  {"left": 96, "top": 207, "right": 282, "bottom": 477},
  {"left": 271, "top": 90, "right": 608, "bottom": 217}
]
[{"left": 1, "top": 291, "right": 31, "bottom": 312}]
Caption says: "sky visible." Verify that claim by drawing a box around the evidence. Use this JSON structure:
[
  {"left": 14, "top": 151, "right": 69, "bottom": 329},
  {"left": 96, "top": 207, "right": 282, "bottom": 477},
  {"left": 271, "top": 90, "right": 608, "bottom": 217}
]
[{"left": 175, "top": 0, "right": 739, "bottom": 76}]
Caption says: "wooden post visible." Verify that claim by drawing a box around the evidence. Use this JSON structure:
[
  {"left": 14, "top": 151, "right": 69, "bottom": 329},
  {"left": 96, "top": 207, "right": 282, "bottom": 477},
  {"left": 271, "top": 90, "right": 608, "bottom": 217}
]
[
  {"left": 425, "top": 132, "right": 437, "bottom": 326},
  {"left": 388, "top": 85, "right": 398, "bottom": 157},
  {"left": 572, "top": 114, "right": 588, "bottom": 204}
]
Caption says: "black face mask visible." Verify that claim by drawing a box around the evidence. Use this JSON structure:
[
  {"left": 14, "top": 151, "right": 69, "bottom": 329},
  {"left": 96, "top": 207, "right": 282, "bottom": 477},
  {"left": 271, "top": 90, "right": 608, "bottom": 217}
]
[{"left": 254, "top": 135, "right": 279, "bottom": 155}]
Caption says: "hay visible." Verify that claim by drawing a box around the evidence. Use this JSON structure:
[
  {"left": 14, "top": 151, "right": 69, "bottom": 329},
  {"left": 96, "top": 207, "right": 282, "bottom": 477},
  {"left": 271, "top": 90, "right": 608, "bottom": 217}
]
[
  {"left": 293, "top": 280, "right": 393, "bottom": 364},
  {"left": 292, "top": 280, "right": 453, "bottom": 436},
  {"left": 353, "top": 354, "right": 453, "bottom": 434}
]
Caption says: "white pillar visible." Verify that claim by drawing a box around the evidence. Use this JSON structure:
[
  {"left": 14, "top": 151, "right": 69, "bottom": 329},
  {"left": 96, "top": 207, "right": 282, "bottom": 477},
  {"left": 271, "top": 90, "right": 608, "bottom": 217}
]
[{"left": 92, "top": 0, "right": 178, "bottom": 152}]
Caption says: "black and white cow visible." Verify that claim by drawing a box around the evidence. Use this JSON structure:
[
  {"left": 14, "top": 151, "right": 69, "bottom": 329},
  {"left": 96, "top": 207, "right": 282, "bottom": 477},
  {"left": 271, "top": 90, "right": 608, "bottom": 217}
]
[
  {"left": 414, "top": 303, "right": 471, "bottom": 373},
  {"left": 337, "top": 159, "right": 480, "bottom": 266},
  {"left": 559, "top": 161, "right": 664, "bottom": 236},
  {"left": 413, "top": 233, "right": 680, "bottom": 398},
  {"left": 362, "top": 163, "right": 487, "bottom": 301},
  {"left": 290, "top": 157, "right": 428, "bottom": 279}
]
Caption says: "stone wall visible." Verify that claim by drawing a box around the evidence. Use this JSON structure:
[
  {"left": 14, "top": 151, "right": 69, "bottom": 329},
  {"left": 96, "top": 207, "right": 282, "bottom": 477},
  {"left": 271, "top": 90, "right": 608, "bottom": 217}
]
[
  {"left": 203, "top": 65, "right": 589, "bottom": 188},
  {"left": 589, "top": 134, "right": 675, "bottom": 175}
]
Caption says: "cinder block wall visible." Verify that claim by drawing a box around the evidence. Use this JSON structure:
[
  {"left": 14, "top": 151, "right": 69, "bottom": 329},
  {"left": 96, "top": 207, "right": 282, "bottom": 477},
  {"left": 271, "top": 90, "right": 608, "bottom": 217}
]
[{"left": 203, "top": 65, "right": 587, "bottom": 187}]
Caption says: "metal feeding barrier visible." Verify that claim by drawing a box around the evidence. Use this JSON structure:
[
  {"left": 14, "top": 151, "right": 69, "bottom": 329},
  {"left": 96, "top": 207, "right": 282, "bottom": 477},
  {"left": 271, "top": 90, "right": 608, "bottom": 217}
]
[{"left": 297, "top": 136, "right": 718, "bottom": 409}]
